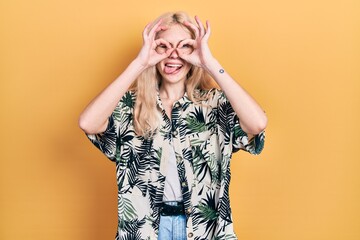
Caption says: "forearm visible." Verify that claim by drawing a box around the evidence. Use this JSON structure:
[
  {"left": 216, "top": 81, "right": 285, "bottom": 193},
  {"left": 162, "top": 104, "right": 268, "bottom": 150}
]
[
  {"left": 79, "top": 59, "right": 146, "bottom": 134},
  {"left": 204, "top": 57, "right": 267, "bottom": 135}
]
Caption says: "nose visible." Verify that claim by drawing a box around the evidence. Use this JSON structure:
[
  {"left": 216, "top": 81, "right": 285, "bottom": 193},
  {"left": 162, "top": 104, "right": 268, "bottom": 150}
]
[{"left": 168, "top": 48, "right": 179, "bottom": 58}]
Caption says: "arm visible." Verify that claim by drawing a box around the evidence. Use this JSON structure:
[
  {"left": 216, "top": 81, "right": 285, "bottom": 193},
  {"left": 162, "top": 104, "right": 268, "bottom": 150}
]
[
  {"left": 78, "top": 60, "right": 146, "bottom": 134},
  {"left": 180, "top": 16, "right": 267, "bottom": 135},
  {"left": 79, "top": 20, "right": 171, "bottom": 134},
  {"left": 204, "top": 58, "right": 267, "bottom": 135}
]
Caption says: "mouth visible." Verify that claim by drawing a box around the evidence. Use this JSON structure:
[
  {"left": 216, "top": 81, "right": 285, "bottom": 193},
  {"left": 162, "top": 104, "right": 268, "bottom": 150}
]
[{"left": 164, "top": 63, "right": 183, "bottom": 75}]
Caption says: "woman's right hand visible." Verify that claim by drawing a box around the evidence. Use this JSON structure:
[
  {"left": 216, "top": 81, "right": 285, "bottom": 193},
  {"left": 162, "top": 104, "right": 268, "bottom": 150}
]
[{"left": 135, "top": 19, "right": 171, "bottom": 68}]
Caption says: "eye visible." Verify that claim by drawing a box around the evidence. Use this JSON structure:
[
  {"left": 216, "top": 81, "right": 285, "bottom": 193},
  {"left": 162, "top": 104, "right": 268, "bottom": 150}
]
[
  {"left": 158, "top": 44, "right": 168, "bottom": 49},
  {"left": 181, "top": 44, "right": 191, "bottom": 48}
]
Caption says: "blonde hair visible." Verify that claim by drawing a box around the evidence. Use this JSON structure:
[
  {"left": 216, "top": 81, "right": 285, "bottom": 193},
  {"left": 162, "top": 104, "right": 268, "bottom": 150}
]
[{"left": 130, "top": 11, "right": 218, "bottom": 138}]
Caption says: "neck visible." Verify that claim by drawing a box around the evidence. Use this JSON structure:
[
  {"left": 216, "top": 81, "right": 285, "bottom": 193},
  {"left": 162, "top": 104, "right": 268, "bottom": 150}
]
[{"left": 159, "top": 82, "right": 186, "bottom": 101}]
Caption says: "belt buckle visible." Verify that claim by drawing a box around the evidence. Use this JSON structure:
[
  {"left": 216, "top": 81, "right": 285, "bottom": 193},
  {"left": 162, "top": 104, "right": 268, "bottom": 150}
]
[{"left": 160, "top": 201, "right": 184, "bottom": 216}]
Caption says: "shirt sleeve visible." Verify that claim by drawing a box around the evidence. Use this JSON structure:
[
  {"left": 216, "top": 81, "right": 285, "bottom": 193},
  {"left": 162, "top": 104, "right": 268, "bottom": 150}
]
[
  {"left": 85, "top": 91, "right": 135, "bottom": 162},
  {"left": 86, "top": 114, "right": 118, "bottom": 162},
  {"left": 216, "top": 89, "right": 265, "bottom": 155},
  {"left": 232, "top": 114, "right": 265, "bottom": 154}
]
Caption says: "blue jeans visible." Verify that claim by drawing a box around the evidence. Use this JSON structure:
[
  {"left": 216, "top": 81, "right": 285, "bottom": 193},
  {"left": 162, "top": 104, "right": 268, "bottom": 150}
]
[{"left": 158, "top": 202, "right": 186, "bottom": 240}]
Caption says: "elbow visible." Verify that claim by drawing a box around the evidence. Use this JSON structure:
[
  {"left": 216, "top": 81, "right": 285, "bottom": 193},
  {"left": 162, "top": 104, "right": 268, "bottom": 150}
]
[
  {"left": 78, "top": 115, "right": 89, "bottom": 133},
  {"left": 256, "top": 115, "right": 268, "bottom": 133},
  {"left": 78, "top": 114, "right": 108, "bottom": 134},
  {"left": 244, "top": 114, "right": 268, "bottom": 135},
  {"left": 78, "top": 115, "right": 95, "bottom": 134}
]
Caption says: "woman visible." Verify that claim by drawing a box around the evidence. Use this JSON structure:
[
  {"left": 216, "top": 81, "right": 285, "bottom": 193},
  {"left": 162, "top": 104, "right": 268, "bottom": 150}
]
[{"left": 79, "top": 11, "right": 267, "bottom": 240}]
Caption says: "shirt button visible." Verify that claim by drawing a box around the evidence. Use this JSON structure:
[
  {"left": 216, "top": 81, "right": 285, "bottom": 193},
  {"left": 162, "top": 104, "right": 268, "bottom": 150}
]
[
  {"left": 181, "top": 182, "right": 187, "bottom": 187},
  {"left": 188, "top": 232, "right": 194, "bottom": 238},
  {"left": 176, "top": 157, "right": 182, "bottom": 164},
  {"left": 172, "top": 130, "right": 178, "bottom": 137},
  {"left": 186, "top": 208, "right": 192, "bottom": 214},
  {"left": 174, "top": 102, "right": 181, "bottom": 108}
]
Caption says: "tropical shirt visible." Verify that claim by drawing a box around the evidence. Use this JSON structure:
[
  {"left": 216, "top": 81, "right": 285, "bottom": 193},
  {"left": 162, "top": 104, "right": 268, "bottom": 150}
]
[{"left": 86, "top": 88, "right": 265, "bottom": 240}]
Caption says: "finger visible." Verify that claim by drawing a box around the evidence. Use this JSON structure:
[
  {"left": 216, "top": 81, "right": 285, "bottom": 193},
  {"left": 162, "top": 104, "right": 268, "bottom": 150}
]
[
  {"left": 178, "top": 39, "right": 196, "bottom": 47},
  {"left": 150, "top": 54, "right": 170, "bottom": 67},
  {"left": 178, "top": 52, "right": 197, "bottom": 66},
  {"left": 177, "top": 39, "right": 195, "bottom": 55},
  {"left": 183, "top": 20, "right": 199, "bottom": 39},
  {"left": 178, "top": 40, "right": 196, "bottom": 58},
  {"left": 154, "top": 25, "right": 168, "bottom": 36},
  {"left": 154, "top": 38, "right": 172, "bottom": 56},
  {"left": 148, "top": 18, "right": 163, "bottom": 38},
  {"left": 158, "top": 51, "right": 171, "bottom": 60},
  {"left": 203, "top": 20, "right": 211, "bottom": 41},
  {"left": 155, "top": 38, "right": 171, "bottom": 47},
  {"left": 142, "top": 22, "right": 152, "bottom": 41},
  {"left": 178, "top": 50, "right": 190, "bottom": 62},
  {"left": 195, "top": 16, "right": 205, "bottom": 37}
]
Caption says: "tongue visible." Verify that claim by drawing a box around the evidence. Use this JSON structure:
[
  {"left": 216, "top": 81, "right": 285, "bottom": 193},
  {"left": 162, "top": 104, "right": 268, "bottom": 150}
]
[{"left": 164, "top": 66, "right": 180, "bottom": 74}]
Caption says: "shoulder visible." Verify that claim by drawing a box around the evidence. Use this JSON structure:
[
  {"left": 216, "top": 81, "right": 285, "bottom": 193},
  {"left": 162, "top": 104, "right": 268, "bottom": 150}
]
[
  {"left": 118, "top": 90, "right": 137, "bottom": 109},
  {"left": 195, "top": 88, "right": 227, "bottom": 104}
]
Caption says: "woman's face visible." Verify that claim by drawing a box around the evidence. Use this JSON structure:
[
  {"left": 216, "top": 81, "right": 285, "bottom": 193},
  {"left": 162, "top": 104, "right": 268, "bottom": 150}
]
[{"left": 156, "top": 24, "right": 192, "bottom": 85}]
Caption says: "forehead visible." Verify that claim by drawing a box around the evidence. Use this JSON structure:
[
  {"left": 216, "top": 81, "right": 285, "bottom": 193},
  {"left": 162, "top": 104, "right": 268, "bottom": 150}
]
[{"left": 156, "top": 24, "right": 191, "bottom": 43}]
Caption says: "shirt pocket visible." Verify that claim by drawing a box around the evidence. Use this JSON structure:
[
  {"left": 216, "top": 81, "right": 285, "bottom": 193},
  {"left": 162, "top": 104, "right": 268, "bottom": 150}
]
[{"left": 187, "top": 131, "right": 222, "bottom": 189}]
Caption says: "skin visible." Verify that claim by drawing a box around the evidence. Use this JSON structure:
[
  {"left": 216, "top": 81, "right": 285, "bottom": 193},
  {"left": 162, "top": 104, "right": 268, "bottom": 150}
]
[
  {"left": 156, "top": 25, "right": 193, "bottom": 119},
  {"left": 79, "top": 15, "right": 267, "bottom": 135}
]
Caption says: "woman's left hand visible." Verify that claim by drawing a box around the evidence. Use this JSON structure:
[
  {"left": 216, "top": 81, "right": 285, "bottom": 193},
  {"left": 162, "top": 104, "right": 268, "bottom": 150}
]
[{"left": 178, "top": 16, "right": 214, "bottom": 70}]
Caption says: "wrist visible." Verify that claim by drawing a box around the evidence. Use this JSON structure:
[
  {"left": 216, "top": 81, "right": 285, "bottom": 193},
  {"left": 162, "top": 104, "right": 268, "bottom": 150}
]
[
  {"left": 131, "top": 58, "right": 148, "bottom": 72},
  {"left": 202, "top": 57, "right": 221, "bottom": 75}
]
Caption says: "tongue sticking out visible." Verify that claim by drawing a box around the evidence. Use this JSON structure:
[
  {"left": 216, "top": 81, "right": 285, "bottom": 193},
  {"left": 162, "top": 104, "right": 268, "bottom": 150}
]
[{"left": 164, "top": 65, "right": 182, "bottom": 74}]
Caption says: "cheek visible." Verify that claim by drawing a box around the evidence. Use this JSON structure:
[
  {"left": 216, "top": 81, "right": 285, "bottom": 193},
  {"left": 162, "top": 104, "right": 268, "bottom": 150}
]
[
  {"left": 156, "top": 62, "right": 163, "bottom": 73},
  {"left": 184, "top": 64, "right": 192, "bottom": 74}
]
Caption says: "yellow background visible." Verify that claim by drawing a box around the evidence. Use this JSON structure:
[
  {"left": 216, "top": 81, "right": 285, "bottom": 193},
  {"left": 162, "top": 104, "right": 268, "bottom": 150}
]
[{"left": 1, "top": 0, "right": 359, "bottom": 239}]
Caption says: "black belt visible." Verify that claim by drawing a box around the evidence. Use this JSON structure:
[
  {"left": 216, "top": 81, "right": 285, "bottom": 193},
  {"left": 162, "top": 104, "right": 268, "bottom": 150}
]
[{"left": 160, "top": 202, "right": 185, "bottom": 216}]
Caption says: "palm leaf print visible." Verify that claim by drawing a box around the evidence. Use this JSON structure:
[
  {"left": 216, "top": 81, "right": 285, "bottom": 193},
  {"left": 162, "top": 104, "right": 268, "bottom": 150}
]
[
  {"left": 114, "top": 91, "right": 134, "bottom": 122},
  {"left": 207, "top": 153, "right": 221, "bottom": 186},
  {"left": 214, "top": 233, "right": 237, "bottom": 240},
  {"left": 126, "top": 151, "right": 148, "bottom": 194},
  {"left": 116, "top": 128, "right": 135, "bottom": 164},
  {"left": 118, "top": 195, "right": 137, "bottom": 222},
  {"left": 119, "top": 231, "right": 142, "bottom": 240},
  {"left": 206, "top": 107, "right": 218, "bottom": 133},
  {"left": 89, "top": 117, "right": 117, "bottom": 159},
  {"left": 218, "top": 167, "right": 233, "bottom": 224},
  {"left": 233, "top": 123, "right": 247, "bottom": 138},
  {"left": 186, "top": 106, "right": 207, "bottom": 133},
  {"left": 217, "top": 101, "right": 232, "bottom": 144},
  {"left": 122, "top": 218, "right": 146, "bottom": 237},
  {"left": 121, "top": 91, "right": 135, "bottom": 108},
  {"left": 192, "top": 144, "right": 211, "bottom": 183},
  {"left": 119, "top": 219, "right": 145, "bottom": 240},
  {"left": 247, "top": 131, "right": 265, "bottom": 154},
  {"left": 149, "top": 148, "right": 161, "bottom": 171},
  {"left": 194, "top": 191, "right": 219, "bottom": 239}
]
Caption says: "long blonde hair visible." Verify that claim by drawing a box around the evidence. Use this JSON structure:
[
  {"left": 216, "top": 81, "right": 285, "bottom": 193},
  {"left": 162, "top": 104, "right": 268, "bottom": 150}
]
[{"left": 130, "top": 11, "right": 218, "bottom": 138}]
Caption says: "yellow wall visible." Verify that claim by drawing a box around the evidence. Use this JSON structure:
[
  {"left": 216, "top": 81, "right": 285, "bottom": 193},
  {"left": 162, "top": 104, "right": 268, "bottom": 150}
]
[{"left": 1, "top": 0, "right": 359, "bottom": 239}]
